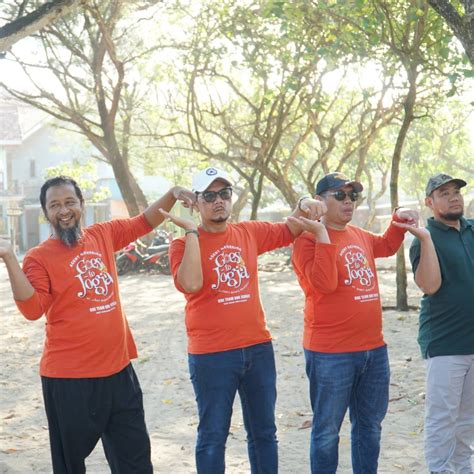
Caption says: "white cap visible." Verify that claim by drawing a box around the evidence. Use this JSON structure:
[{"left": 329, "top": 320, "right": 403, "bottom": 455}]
[{"left": 192, "top": 167, "right": 233, "bottom": 192}]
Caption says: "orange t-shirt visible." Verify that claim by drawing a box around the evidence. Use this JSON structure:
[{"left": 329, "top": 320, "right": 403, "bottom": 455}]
[
  {"left": 291, "top": 221, "right": 405, "bottom": 353},
  {"left": 169, "top": 221, "right": 294, "bottom": 354},
  {"left": 15, "top": 215, "right": 152, "bottom": 378}
]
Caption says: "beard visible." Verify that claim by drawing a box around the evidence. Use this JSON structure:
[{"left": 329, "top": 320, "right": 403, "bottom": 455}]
[
  {"left": 439, "top": 210, "right": 463, "bottom": 222},
  {"left": 54, "top": 222, "right": 83, "bottom": 247},
  {"left": 211, "top": 215, "right": 229, "bottom": 224}
]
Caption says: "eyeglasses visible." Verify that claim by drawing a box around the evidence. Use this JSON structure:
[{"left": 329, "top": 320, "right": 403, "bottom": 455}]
[
  {"left": 327, "top": 190, "right": 360, "bottom": 202},
  {"left": 198, "top": 187, "right": 233, "bottom": 203}
]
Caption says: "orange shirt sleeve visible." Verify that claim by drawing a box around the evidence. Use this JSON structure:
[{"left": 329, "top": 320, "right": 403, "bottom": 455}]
[
  {"left": 292, "top": 232, "right": 338, "bottom": 294},
  {"left": 169, "top": 237, "right": 186, "bottom": 293},
  {"left": 370, "top": 213, "right": 406, "bottom": 258},
  {"left": 245, "top": 221, "right": 294, "bottom": 254},
  {"left": 94, "top": 214, "right": 153, "bottom": 252},
  {"left": 15, "top": 255, "right": 53, "bottom": 320}
]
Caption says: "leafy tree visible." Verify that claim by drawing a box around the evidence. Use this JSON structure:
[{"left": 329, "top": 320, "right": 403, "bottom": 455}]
[
  {"left": 152, "top": 1, "right": 404, "bottom": 221},
  {"left": 401, "top": 101, "right": 474, "bottom": 219},
  {"left": 428, "top": 0, "right": 474, "bottom": 63},
  {"left": 0, "top": 0, "right": 163, "bottom": 216},
  {"left": 302, "top": 0, "right": 469, "bottom": 310}
]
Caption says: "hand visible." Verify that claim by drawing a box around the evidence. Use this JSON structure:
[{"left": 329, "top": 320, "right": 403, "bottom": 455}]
[
  {"left": 159, "top": 209, "right": 197, "bottom": 231},
  {"left": 286, "top": 216, "right": 330, "bottom": 243},
  {"left": 395, "top": 208, "right": 419, "bottom": 226},
  {"left": 299, "top": 198, "right": 327, "bottom": 220},
  {"left": 171, "top": 186, "right": 196, "bottom": 214},
  {"left": 392, "top": 221, "right": 431, "bottom": 240},
  {"left": 0, "top": 238, "right": 14, "bottom": 260}
]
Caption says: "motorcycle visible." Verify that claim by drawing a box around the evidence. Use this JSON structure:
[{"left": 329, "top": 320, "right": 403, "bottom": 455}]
[
  {"left": 116, "top": 233, "right": 172, "bottom": 276},
  {"left": 152, "top": 229, "right": 170, "bottom": 246}
]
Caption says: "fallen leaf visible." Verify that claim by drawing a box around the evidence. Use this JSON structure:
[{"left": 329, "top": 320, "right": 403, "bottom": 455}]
[{"left": 298, "top": 419, "right": 312, "bottom": 430}]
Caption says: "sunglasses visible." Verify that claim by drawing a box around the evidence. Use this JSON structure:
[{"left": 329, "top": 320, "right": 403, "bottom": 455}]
[
  {"left": 327, "top": 190, "right": 360, "bottom": 202},
  {"left": 198, "top": 187, "right": 233, "bottom": 203}
]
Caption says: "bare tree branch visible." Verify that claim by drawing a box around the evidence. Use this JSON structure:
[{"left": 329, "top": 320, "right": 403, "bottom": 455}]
[
  {"left": 428, "top": 0, "right": 474, "bottom": 63},
  {"left": 0, "top": 0, "right": 80, "bottom": 53}
]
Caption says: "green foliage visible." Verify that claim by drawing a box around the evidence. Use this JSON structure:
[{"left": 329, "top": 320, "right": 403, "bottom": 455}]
[
  {"left": 44, "top": 160, "right": 111, "bottom": 203},
  {"left": 2, "top": 0, "right": 473, "bottom": 218},
  {"left": 401, "top": 100, "right": 474, "bottom": 204},
  {"left": 130, "top": 0, "right": 472, "bottom": 213}
]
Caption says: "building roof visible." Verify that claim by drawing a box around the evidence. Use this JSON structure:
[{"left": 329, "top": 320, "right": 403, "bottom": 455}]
[
  {"left": 0, "top": 98, "right": 50, "bottom": 145},
  {"left": 0, "top": 105, "right": 22, "bottom": 144}
]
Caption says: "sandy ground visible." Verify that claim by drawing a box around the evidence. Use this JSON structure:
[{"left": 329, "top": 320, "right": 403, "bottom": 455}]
[{"left": 0, "top": 257, "right": 428, "bottom": 473}]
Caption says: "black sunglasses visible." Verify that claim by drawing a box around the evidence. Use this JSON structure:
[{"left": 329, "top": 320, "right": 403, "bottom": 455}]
[
  {"left": 198, "top": 187, "right": 233, "bottom": 203},
  {"left": 327, "top": 190, "right": 360, "bottom": 202}
]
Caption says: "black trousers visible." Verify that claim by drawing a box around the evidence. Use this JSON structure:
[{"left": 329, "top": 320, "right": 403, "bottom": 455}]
[{"left": 41, "top": 363, "right": 153, "bottom": 474}]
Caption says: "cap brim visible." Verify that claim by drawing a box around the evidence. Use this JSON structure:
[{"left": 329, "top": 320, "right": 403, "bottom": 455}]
[
  {"left": 428, "top": 178, "right": 467, "bottom": 196},
  {"left": 333, "top": 181, "right": 364, "bottom": 192},
  {"left": 193, "top": 177, "right": 232, "bottom": 193},
  {"left": 452, "top": 178, "right": 467, "bottom": 188}
]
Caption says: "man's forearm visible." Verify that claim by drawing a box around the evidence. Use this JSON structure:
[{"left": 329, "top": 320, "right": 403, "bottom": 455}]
[
  {"left": 414, "top": 236, "right": 441, "bottom": 295},
  {"left": 144, "top": 186, "right": 195, "bottom": 229},
  {"left": 177, "top": 234, "right": 203, "bottom": 293},
  {"left": 144, "top": 187, "right": 179, "bottom": 229}
]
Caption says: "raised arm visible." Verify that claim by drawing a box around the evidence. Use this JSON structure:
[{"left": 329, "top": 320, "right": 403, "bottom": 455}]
[
  {"left": 286, "top": 215, "right": 330, "bottom": 245},
  {"left": 395, "top": 223, "right": 442, "bottom": 295},
  {"left": 291, "top": 231, "right": 338, "bottom": 294},
  {"left": 143, "top": 186, "right": 196, "bottom": 229},
  {"left": 285, "top": 198, "right": 327, "bottom": 237},
  {"left": 159, "top": 209, "right": 203, "bottom": 293},
  {"left": 0, "top": 239, "right": 35, "bottom": 301},
  {"left": 372, "top": 208, "right": 420, "bottom": 258}
]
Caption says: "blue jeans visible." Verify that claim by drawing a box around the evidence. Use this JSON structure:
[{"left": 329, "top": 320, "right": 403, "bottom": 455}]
[
  {"left": 304, "top": 345, "right": 390, "bottom": 474},
  {"left": 188, "top": 341, "right": 278, "bottom": 474}
]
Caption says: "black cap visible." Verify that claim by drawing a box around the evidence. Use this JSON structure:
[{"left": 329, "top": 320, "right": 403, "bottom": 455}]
[
  {"left": 425, "top": 173, "right": 467, "bottom": 196},
  {"left": 316, "top": 172, "right": 363, "bottom": 195}
]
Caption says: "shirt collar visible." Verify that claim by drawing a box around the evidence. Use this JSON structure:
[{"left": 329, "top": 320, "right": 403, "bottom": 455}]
[{"left": 427, "top": 216, "right": 471, "bottom": 232}]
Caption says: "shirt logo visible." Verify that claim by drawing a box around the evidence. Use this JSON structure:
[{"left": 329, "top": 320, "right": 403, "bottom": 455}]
[
  {"left": 210, "top": 246, "right": 250, "bottom": 292},
  {"left": 341, "top": 245, "right": 375, "bottom": 289},
  {"left": 69, "top": 251, "right": 114, "bottom": 300}
]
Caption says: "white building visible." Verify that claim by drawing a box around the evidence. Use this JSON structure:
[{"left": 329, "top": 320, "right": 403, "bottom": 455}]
[{"left": 0, "top": 99, "right": 110, "bottom": 251}]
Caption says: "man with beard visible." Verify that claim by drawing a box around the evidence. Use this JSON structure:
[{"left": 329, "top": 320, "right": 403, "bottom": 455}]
[
  {"left": 398, "top": 173, "right": 473, "bottom": 473},
  {"left": 0, "top": 175, "right": 194, "bottom": 473},
  {"left": 159, "top": 166, "right": 326, "bottom": 474},
  {"left": 290, "top": 172, "right": 420, "bottom": 474}
]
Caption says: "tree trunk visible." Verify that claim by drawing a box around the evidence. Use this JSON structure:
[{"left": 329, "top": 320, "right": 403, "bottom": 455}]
[
  {"left": 390, "top": 63, "right": 418, "bottom": 311},
  {"left": 428, "top": 0, "right": 474, "bottom": 64},
  {"left": 250, "top": 173, "right": 265, "bottom": 220},
  {"left": 231, "top": 186, "right": 250, "bottom": 222},
  {"left": 128, "top": 173, "right": 149, "bottom": 213},
  {"left": 0, "top": 0, "right": 79, "bottom": 53},
  {"left": 99, "top": 101, "right": 148, "bottom": 216},
  {"left": 109, "top": 157, "right": 144, "bottom": 217},
  {"left": 396, "top": 248, "right": 409, "bottom": 310}
]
